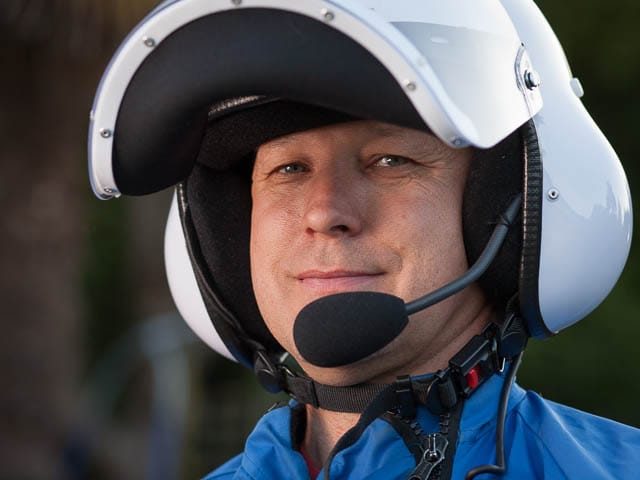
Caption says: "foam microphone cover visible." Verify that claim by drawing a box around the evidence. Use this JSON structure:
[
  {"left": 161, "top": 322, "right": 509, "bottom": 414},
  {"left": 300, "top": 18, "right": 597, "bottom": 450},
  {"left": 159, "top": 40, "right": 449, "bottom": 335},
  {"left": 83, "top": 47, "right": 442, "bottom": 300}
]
[{"left": 293, "top": 291, "right": 408, "bottom": 368}]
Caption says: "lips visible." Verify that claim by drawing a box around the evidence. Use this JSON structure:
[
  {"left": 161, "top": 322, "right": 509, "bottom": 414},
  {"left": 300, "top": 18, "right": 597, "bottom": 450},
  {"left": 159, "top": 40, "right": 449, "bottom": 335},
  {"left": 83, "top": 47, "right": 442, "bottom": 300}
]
[{"left": 295, "top": 269, "right": 384, "bottom": 294}]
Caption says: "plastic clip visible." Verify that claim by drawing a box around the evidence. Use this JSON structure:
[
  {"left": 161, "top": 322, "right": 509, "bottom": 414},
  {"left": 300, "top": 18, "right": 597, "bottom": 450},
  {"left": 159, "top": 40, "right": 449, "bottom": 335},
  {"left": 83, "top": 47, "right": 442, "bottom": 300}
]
[
  {"left": 254, "top": 349, "right": 284, "bottom": 394},
  {"left": 395, "top": 375, "right": 417, "bottom": 419}
]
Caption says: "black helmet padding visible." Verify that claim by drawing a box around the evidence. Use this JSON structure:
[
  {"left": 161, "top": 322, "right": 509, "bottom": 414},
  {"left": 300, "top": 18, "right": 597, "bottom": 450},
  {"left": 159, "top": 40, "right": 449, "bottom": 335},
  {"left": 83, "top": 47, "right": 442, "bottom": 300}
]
[
  {"left": 465, "top": 121, "right": 545, "bottom": 334},
  {"left": 463, "top": 127, "right": 523, "bottom": 304},
  {"left": 181, "top": 166, "right": 278, "bottom": 367}
]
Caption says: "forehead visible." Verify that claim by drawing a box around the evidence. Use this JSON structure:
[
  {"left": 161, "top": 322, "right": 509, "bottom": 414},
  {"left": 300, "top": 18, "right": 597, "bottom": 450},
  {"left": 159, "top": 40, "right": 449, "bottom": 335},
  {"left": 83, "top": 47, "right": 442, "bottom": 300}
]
[{"left": 256, "top": 120, "right": 445, "bottom": 155}]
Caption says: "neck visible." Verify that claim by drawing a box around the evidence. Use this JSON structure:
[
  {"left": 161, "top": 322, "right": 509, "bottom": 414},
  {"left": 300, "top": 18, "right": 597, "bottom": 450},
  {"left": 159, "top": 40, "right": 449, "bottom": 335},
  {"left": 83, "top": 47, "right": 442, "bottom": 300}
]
[{"left": 303, "top": 405, "right": 359, "bottom": 470}]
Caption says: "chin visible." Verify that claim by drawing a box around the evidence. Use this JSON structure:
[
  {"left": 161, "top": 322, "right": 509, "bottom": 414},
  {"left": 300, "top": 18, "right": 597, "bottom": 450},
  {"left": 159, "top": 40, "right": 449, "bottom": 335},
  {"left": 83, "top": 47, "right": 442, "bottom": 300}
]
[
  {"left": 298, "top": 346, "right": 406, "bottom": 387},
  {"left": 302, "top": 362, "right": 375, "bottom": 387}
]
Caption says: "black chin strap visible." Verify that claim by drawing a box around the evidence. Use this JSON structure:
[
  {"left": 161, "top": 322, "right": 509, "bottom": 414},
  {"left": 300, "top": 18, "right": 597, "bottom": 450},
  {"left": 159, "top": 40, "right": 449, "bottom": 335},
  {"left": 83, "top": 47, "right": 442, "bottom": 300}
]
[{"left": 255, "top": 316, "right": 523, "bottom": 416}]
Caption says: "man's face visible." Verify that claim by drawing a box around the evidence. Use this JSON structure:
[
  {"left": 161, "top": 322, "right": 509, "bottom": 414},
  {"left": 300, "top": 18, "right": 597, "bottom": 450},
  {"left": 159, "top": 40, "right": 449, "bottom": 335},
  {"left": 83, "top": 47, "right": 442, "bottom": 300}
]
[{"left": 250, "top": 120, "right": 490, "bottom": 384}]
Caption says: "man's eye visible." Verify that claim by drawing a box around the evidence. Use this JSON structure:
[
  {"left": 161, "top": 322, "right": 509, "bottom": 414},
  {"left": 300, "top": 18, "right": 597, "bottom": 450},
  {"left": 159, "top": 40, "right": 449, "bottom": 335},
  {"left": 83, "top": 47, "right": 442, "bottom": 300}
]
[
  {"left": 373, "top": 155, "right": 410, "bottom": 167},
  {"left": 276, "top": 163, "right": 307, "bottom": 174}
]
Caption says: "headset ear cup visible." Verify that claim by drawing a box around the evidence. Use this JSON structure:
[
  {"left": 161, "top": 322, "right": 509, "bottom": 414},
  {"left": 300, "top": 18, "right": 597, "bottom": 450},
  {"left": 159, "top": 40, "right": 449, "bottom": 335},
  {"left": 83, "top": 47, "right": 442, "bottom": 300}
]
[
  {"left": 462, "top": 126, "right": 525, "bottom": 307},
  {"left": 165, "top": 192, "right": 236, "bottom": 361},
  {"left": 183, "top": 165, "right": 286, "bottom": 363}
]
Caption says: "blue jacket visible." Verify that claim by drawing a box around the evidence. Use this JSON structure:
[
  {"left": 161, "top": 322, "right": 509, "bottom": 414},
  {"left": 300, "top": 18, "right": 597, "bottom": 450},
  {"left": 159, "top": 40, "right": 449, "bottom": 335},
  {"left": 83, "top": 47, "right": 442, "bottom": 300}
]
[{"left": 204, "top": 372, "right": 640, "bottom": 479}]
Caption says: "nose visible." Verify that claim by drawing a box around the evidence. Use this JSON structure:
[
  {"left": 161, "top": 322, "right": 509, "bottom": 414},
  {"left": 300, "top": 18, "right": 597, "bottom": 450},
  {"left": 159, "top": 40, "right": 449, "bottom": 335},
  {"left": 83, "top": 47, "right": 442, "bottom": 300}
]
[{"left": 303, "top": 169, "right": 364, "bottom": 237}]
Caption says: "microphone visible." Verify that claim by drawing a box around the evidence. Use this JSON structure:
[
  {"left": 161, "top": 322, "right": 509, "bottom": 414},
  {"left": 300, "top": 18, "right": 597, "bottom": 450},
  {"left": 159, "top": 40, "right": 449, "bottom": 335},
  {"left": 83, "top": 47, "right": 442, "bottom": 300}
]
[
  {"left": 293, "top": 291, "right": 408, "bottom": 367},
  {"left": 293, "top": 195, "right": 522, "bottom": 368}
]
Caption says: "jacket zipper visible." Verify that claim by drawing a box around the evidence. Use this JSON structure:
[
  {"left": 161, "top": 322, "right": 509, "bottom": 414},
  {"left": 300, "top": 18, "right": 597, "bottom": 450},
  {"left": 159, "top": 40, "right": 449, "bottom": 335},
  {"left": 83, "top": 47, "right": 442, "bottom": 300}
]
[{"left": 406, "top": 432, "right": 449, "bottom": 480}]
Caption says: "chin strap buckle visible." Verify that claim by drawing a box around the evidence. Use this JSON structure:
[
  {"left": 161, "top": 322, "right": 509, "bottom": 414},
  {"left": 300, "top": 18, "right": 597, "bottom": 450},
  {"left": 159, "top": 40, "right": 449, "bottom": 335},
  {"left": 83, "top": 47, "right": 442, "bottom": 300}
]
[
  {"left": 254, "top": 349, "right": 286, "bottom": 394},
  {"left": 395, "top": 375, "right": 417, "bottom": 418},
  {"left": 449, "top": 325, "right": 501, "bottom": 398},
  {"left": 421, "top": 321, "right": 516, "bottom": 414}
]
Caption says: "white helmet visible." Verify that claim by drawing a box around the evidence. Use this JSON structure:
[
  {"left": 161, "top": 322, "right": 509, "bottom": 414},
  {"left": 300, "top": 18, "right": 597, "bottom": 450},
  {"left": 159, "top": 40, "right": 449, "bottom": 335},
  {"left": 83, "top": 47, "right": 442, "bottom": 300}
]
[{"left": 88, "top": 0, "right": 632, "bottom": 368}]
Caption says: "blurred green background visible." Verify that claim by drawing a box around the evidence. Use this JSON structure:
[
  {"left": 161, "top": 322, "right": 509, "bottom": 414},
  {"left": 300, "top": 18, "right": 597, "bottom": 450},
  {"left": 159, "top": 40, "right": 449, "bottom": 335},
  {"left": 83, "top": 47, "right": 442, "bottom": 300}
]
[{"left": 0, "top": 1, "right": 638, "bottom": 479}]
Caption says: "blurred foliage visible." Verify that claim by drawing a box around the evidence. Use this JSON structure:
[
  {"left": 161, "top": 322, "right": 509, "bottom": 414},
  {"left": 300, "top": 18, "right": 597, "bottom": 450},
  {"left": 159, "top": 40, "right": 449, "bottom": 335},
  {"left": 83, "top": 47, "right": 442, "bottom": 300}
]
[
  {"left": 81, "top": 197, "right": 135, "bottom": 376},
  {"left": 0, "top": 0, "right": 157, "bottom": 56},
  {"left": 181, "top": 354, "right": 287, "bottom": 478}
]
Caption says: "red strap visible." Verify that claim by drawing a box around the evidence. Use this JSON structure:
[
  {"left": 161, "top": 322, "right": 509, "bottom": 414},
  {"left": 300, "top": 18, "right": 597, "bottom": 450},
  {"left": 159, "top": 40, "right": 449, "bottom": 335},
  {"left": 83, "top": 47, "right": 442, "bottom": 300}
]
[{"left": 299, "top": 443, "right": 322, "bottom": 479}]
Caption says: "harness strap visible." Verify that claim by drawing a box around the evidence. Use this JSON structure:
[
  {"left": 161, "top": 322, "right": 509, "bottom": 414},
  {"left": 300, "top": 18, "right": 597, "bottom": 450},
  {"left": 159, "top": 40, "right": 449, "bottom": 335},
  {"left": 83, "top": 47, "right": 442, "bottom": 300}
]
[
  {"left": 285, "top": 375, "right": 390, "bottom": 413},
  {"left": 322, "top": 382, "right": 400, "bottom": 479},
  {"left": 283, "top": 373, "right": 446, "bottom": 414},
  {"left": 381, "top": 413, "right": 428, "bottom": 464},
  {"left": 322, "top": 387, "right": 465, "bottom": 480},
  {"left": 439, "top": 401, "right": 463, "bottom": 480}
]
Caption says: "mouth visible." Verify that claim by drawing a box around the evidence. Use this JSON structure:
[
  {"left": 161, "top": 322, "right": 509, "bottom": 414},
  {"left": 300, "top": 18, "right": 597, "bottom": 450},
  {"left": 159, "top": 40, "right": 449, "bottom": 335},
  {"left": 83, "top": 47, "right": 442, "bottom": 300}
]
[{"left": 295, "top": 270, "right": 384, "bottom": 294}]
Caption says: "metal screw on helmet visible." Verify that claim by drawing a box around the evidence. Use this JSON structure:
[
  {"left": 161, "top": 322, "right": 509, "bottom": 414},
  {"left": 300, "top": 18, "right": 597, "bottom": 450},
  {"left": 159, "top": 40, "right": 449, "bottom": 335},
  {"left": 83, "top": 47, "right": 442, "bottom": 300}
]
[
  {"left": 231, "top": 0, "right": 242, "bottom": 5},
  {"left": 570, "top": 77, "right": 585, "bottom": 98},
  {"left": 321, "top": 9, "right": 334, "bottom": 21},
  {"left": 404, "top": 80, "right": 417, "bottom": 92},
  {"left": 524, "top": 70, "right": 541, "bottom": 90},
  {"left": 142, "top": 36, "right": 156, "bottom": 48},
  {"left": 99, "top": 128, "right": 112, "bottom": 138},
  {"left": 547, "top": 188, "right": 559, "bottom": 201},
  {"left": 104, "top": 188, "right": 116, "bottom": 194}
]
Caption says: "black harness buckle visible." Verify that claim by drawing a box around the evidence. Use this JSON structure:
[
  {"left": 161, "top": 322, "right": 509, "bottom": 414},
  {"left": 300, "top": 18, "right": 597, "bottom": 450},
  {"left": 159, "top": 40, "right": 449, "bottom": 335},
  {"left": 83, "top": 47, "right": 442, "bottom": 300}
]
[
  {"left": 395, "top": 375, "right": 417, "bottom": 418},
  {"left": 254, "top": 349, "right": 285, "bottom": 394},
  {"left": 449, "top": 325, "right": 501, "bottom": 398}
]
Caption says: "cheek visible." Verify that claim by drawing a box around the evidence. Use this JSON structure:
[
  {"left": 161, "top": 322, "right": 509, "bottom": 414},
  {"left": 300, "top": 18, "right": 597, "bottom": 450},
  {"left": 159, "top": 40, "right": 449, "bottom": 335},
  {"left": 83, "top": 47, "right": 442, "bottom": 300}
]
[
  {"left": 391, "top": 187, "right": 468, "bottom": 291},
  {"left": 250, "top": 198, "right": 298, "bottom": 266},
  {"left": 249, "top": 216, "right": 284, "bottom": 341},
  {"left": 250, "top": 203, "right": 280, "bottom": 291},
  {"left": 249, "top": 199, "right": 300, "bottom": 330}
]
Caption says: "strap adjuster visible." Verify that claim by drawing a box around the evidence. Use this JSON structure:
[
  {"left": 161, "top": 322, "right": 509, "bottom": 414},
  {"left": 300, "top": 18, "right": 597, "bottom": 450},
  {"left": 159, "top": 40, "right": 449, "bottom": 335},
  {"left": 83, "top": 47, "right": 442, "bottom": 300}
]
[
  {"left": 254, "top": 349, "right": 284, "bottom": 394},
  {"left": 394, "top": 375, "right": 416, "bottom": 418}
]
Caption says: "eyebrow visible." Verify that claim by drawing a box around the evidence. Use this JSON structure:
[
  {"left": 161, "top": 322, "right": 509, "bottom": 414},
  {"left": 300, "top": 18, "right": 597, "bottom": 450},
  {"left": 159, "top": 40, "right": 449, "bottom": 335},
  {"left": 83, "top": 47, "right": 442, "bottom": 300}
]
[
  {"left": 264, "top": 123, "right": 407, "bottom": 145},
  {"left": 261, "top": 134, "right": 300, "bottom": 150},
  {"left": 368, "top": 124, "right": 408, "bottom": 138},
  {"left": 368, "top": 123, "right": 439, "bottom": 147},
  {"left": 258, "top": 122, "right": 433, "bottom": 154}
]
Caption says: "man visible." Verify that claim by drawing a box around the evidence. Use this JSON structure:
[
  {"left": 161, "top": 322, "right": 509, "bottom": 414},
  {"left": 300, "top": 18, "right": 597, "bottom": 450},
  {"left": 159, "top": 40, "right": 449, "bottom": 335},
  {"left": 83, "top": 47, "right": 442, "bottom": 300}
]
[
  {"left": 248, "top": 119, "right": 487, "bottom": 472},
  {"left": 88, "top": 0, "right": 640, "bottom": 478}
]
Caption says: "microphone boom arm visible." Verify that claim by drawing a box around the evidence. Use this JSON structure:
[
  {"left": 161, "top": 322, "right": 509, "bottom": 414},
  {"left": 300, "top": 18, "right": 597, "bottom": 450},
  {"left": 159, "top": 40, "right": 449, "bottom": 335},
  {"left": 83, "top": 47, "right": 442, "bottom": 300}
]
[{"left": 406, "top": 195, "right": 522, "bottom": 316}]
